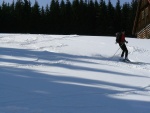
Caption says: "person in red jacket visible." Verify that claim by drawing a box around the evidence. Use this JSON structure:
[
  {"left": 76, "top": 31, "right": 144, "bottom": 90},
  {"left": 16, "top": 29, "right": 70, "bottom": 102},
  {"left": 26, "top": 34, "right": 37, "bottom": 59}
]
[{"left": 116, "top": 30, "right": 129, "bottom": 60}]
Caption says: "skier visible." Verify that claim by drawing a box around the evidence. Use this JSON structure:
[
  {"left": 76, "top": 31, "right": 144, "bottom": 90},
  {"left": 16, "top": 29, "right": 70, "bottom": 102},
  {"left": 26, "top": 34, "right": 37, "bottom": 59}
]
[{"left": 116, "top": 30, "right": 129, "bottom": 61}]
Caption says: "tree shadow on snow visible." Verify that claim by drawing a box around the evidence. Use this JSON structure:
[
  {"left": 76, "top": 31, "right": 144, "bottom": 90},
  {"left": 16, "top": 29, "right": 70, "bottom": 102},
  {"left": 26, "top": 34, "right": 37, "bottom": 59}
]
[
  {"left": 0, "top": 66, "right": 150, "bottom": 113},
  {"left": 0, "top": 47, "right": 150, "bottom": 113},
  {"left": 0, "top": 47, "right": 149, "bottom": 79}
]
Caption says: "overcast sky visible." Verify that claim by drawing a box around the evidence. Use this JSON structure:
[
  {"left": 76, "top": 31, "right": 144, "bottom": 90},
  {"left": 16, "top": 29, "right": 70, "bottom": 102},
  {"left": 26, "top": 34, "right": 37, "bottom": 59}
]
[{"left": 0, "top": 0, "right": 132, "bottom": 7}]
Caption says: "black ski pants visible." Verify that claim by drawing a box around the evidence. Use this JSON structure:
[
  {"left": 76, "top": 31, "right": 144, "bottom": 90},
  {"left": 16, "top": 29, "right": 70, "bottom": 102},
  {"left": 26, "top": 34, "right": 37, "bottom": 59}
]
[{"left": 119, "top": 43, "right": 128, "bottom": 59}]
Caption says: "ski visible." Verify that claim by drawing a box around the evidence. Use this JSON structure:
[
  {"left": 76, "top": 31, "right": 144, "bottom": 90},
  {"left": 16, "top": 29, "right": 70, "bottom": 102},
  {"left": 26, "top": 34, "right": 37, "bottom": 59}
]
[
  {"left": 119, "top": 59, "right": 131, "bottom": 63},
  {"left": 119, "top": 59, "right": 141, "bottom": 64}
]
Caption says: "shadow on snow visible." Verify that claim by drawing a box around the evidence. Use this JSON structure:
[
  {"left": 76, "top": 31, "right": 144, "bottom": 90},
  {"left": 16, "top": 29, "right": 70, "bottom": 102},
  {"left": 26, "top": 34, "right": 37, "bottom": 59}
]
[{"left": 0, "top": 47, "right": 150, "bottom": 113}]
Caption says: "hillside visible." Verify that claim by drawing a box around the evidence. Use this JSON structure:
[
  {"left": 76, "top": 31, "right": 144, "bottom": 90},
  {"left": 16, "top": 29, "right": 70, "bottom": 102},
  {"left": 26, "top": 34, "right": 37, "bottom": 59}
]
[{"left": 0, "top": 34, "right": 150, "bottom": 113}]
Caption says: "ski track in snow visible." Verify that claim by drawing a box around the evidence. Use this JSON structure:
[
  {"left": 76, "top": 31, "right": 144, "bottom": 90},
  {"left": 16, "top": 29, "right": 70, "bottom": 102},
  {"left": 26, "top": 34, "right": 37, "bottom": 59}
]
[
  {"left": 0, "top": 34, "right": 150, "bottom": 78},
  {"left": 0, "top": 34, "right": 150, "bottom": 80},
  {"left": 0, "top": 34, "right": 150, "bottom": 113}
]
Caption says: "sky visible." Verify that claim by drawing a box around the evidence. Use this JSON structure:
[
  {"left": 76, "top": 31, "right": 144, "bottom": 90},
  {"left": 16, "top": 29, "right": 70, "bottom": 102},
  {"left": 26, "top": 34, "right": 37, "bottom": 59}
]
[{"left": 0, "top": 0, "right": 132, "bottom": 7}]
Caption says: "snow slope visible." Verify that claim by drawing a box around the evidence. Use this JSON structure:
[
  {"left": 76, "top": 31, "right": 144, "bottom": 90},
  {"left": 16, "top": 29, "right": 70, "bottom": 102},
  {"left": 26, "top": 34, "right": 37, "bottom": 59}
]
[{"left": 0, "top": 34, "right": 150, "bottom": 113}]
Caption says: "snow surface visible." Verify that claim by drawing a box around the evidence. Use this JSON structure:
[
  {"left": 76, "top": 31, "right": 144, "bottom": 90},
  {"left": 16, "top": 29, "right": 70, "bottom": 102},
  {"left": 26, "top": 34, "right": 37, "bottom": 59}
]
[{"left": 0, "top": 34, "right": 150, "bottom": 113}]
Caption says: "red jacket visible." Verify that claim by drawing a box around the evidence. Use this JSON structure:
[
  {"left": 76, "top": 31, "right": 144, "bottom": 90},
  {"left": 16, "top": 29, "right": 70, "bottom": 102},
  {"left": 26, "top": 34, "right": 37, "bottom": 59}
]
[{"left": 120, "top": 33, "right": 125, "bottom": 43}]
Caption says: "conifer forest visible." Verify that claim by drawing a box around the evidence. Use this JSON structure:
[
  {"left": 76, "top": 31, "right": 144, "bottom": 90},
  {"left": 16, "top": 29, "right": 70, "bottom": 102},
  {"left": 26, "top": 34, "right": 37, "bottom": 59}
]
[{"left": 0, "top": 0, "right": 138, "bottom": 36}]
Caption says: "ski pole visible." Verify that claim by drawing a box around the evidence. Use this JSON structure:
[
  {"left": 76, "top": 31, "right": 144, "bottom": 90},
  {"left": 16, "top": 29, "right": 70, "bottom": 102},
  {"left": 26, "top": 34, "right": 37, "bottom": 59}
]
[
  {"left": 111, "top": 47, "right": 121, "bottom": 59},
  {"left": 110, "top": 43, "right": 123, "bottom": 60}
]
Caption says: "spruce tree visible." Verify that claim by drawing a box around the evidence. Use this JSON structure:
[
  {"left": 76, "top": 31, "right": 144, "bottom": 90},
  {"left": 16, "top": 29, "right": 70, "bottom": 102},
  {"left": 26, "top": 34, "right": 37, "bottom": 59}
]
[
  {"left": 31, "top": 0, "right": 41, "bottom": 33},
  {"left": 50, "top": 0, "right": 60, "bottom": 34},
  {"left": 65, "top": 0, "right": 72, "bottom": 34},
  {"left": 115, "top": 0, "right": 122, "bottom": 32},
  {"left": 107, "top": 0, "right": 115, "bottom": 35},
  {"left": 15, "top": 0, "right": 24, "bottom": 32},
  {"left": 122, "top": 3, "right": 131, "bottom": 35}
]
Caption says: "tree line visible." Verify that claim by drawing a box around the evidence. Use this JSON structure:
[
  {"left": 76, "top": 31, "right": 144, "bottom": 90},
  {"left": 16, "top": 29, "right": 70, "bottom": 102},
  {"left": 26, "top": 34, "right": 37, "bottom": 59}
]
[{"left": 0, "top": 0, "right": 138, "bottom": 36}]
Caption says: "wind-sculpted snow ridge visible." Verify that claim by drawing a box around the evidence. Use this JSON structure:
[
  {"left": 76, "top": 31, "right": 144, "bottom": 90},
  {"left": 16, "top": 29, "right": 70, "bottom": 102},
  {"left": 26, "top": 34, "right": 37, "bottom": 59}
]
[{"left": 0, "top": 34, "right": 150, "bottom": 113}]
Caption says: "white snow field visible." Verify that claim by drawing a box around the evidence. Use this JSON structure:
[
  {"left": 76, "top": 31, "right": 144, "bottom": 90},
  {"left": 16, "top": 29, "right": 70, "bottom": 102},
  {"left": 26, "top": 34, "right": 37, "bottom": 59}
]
[{"left": 0, "top": 34, "right": 150, "bottom": 113}]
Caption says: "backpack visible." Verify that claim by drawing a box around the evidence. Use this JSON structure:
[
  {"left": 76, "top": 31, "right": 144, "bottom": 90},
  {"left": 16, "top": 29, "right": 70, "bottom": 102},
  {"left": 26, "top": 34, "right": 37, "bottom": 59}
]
[{"left": 116, "top": 32, "right": 122, "bottom": 43}]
